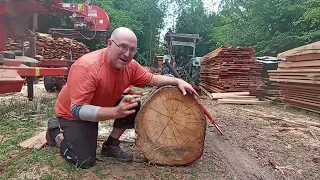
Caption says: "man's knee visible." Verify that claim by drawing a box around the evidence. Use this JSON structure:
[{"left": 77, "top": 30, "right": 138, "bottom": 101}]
[
  {"left": 59, "top": 140, "right": 96, "bottom": 169},
  {"left": 113, "top": 100, "right": 141, "bottom": 129}
]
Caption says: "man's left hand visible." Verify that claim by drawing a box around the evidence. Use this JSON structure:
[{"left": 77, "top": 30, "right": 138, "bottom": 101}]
[{"left": 177, "top": 79, "right": 199, "bottom": 97}]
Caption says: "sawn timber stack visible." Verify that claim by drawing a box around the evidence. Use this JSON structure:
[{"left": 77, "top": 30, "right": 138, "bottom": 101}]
[
  {"left": 200, "top": 46, "right": 264, "bottom": 96},
  {"left": 268, "top": 41, "right": 320, "bottom": 113},
  {"left": 135, "top": 86, "right": 206, "bottom": 165},
  {"left": 6, "top": 33, "right": 90, "bottom": 60}
]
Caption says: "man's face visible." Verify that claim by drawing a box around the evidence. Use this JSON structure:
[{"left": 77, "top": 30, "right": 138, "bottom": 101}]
[{"left": 107, "top": 37, "right": 137, "bottom": 70}]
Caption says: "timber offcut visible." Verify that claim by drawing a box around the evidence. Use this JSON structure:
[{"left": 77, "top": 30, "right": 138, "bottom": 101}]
[{"left": 135, "top": 86, "right": 206, "bottom": 166}]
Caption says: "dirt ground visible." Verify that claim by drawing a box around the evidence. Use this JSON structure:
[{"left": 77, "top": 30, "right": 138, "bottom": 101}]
[{"left": 0, "top": 82, "right": 319, "bottom": 180}]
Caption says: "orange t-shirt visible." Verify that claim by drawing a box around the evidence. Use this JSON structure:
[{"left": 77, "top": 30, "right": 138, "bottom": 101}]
[{"left": 54, "top": 48, "right": 153, "bottom": 120}]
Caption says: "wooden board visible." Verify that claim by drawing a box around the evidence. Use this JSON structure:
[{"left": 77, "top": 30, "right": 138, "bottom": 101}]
[
  {"left": 135, "top": 86, "right": 206, "bottom": 166},
  {"left": 278, "top": 60, "right": 320, "bottom": 68},
  {"left": 217, "top": 99, "right": 266, "bottom": 104},
  {"left": 277, "top": 41, "right": 320, "bottom": 58},
  {"left": 211, "top": 92, "right": 250, "bottom": 99},
  {"left": 19, "top": 131, "right": 47, "bottom": 149}
]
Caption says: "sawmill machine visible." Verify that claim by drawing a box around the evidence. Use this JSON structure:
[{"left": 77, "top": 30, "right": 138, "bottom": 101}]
[
  {"left": 162, "top": 32, "right": 202, "bottom": 86},
  {"left": 0, "top": 0, "right": 111, "bottom": 100}
]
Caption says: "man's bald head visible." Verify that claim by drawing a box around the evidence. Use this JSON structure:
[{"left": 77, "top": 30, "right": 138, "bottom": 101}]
[
  {"left": 106, "top": 27, "right": 138, "bottom": 70},
  {"left": 110, "top": 27, "right": 137, "bottom": 42}
]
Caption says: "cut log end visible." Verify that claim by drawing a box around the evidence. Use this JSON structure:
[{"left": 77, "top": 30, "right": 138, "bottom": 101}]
[{"left": 135, "top": 86, "right": 206, "bottom": 166}]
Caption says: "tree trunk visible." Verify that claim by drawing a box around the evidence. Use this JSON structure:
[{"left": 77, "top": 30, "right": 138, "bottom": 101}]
[{"left": 135, "top": 86, "right": 206, "bottom": 166}]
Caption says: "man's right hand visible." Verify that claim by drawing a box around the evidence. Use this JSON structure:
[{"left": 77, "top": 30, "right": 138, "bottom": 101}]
[{"left": 115, "top": 95, "right": 139, "bottom": 119}]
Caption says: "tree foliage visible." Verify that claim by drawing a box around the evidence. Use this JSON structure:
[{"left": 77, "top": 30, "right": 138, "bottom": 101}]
[
  {"left": 37, "top": 0, "right": 167, "bottom": 65},
  {"left": 211, "top": 0, "right": 320, "bottom": 56},
  {"left": 37, "top": 0, "right": 320, "bottom": 62}
]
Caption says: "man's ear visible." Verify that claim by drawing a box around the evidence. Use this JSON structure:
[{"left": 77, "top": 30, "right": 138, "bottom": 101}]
[{"left": 107, "top": 39, "right": 112, "bottom": 49}]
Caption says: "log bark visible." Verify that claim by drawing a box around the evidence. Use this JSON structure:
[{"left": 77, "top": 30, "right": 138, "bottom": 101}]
[{"left": 135, "top": 86, "right": 206, "bottom": 166}]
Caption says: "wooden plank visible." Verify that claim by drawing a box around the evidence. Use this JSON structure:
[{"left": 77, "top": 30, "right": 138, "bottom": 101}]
[
  {"left": 220, "top": 95, "right": 258, "bottom": 100},
  {"left": 286, "top": 53, "right": 320, "bottom": 61},
  {"left": 268, "top": 72, "right": 320, "bottom": 76},
  {"left": 278, "top": 60, "right": 320, "bottom": 68},
  {"left": 211, "top": 92, "right": 250, "bottom": 99},
  {"left": 269, "top": 75, "right": 320, "bottom": 80},
  {"left": 19, "top": 131, "right": 47, "bottom": 149},
  {"left": 268, "top": 69, "right": 320, "bottom": 73},
  {"left": 269, "top": 78, "right": 320, "bottom": 84},
  {"left": 199, "top": 86, "right": 213, "bottom": 99},
  {"left": 217, "top": 99, "right": 266, "bottom": 104}
]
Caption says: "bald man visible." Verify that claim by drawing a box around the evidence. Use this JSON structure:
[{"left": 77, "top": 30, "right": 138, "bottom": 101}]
[{"left": 46, "top": 27, "right": 198, "bottom": 169}]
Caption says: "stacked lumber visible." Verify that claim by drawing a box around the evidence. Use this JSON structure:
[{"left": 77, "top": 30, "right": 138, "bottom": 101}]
[
  {"left": 35, "top": 33, "right": 90, "bottom": 60},
  {"left": 6, "top": 38, "right": 25, "bottom": 51},
  {"left": 200, "top": 46, "right": 264, "bottom": 96},
  {"left": 142, "top": 66, "right": 157, "bottom": 74},
  {"left": 268, "top": 41, "right": 320, "bottom": 113},
  {"left": 211, "top": 92, "right": 266, "bottom": 104},
  {"left": 155, "top": 55, "right": 176, "bottom": 73},
  {"left": 156, "top": 55, "right": 163, "bottom": 73},
  {"left": 257, "top": 57, "right": 283, "bottom": 102},
  {"left": 6, "top": 33, "right": 90, "bottom": 60}
]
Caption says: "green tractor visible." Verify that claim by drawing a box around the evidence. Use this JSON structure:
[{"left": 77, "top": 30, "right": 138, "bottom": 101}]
[{"left": 161, "top": 32, "right": 202, "bottom": 86}]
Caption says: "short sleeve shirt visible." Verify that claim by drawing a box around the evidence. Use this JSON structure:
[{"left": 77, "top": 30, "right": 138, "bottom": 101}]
[{"left": 54, "top": 48, "right": 153, "bottom": 120}]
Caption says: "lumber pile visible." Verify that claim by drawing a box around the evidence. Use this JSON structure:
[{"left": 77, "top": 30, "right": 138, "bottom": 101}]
[
  {"left": 35, "top": 33, "right": 90, "bottom": 60},
  {"left": 211, "top": 92, "right": 266, "bottom": 104},
  {"left": 200, "top": 46, "right": 264, "bottom": 96},
  {"left": 6, "top": 33, "right": 90, "bottom": 60},
  {"left": 155, "top": 55, "right": 176, "bottom": 73},
  {"left": 135, "top": 86, "right": 206, "bottom": 165},
  {"left": 142, "top": 66, "right": 157, "bottom": 74},
  {"left": 6, "top": 38, "right": 26, "bottom": 52},
  {"left": 268, "top": 41, "right": 320, "bottom": 113},
  {"left": 257, "top": 57, "right": 283, "bottom": 102}
]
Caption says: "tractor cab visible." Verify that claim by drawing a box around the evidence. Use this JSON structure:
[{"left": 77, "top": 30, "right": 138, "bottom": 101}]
[{"left": 162, "top": 32, "right": 202, "bottom": 85}]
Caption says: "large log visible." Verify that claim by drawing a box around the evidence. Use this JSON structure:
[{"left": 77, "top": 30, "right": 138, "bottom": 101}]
[{"left": 135, "top": 86, "right": 206, "bottom": 166}]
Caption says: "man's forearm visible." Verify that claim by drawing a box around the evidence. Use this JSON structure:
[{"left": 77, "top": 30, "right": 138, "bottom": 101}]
[
  {"left": 96, "top": 107, "right": 118, "bottom": 121},
  {"left": 71, "top": 104, "right": 117, "bottom": 122},
  {"left": 148, "top": 74, "right": 180, "bottom": 87}
]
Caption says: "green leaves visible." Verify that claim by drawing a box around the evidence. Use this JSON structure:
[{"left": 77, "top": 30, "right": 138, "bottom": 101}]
[{"left": 210, "top": 0, "right": 320, "bottom": 56}]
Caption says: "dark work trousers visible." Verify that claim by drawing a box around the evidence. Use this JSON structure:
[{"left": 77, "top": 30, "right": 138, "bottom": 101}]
[{"left": 57, "top": 95, "right": 141, "bottom": 168}]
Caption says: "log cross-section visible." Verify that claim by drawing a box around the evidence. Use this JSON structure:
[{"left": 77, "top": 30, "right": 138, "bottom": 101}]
[{"left": 135, "top": 86, "right": 206, "bottom": 166}]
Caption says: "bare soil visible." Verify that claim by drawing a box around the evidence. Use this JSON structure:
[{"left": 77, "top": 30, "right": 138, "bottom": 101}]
[{"left": 1, "top": 85, "right": 319, "bottom": 180}]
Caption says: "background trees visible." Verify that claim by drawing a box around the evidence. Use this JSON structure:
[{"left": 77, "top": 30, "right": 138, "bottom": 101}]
[{"left": 37, "top": 0, "right": 320, "bottom": 64}]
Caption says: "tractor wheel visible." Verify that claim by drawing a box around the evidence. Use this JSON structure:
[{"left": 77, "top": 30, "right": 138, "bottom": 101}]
[
  {"left": 44, "top": 76, "right": 57, "bottom": 92},
  {"left": 192, "top": 66, "right": 200, "bottom": 86}
]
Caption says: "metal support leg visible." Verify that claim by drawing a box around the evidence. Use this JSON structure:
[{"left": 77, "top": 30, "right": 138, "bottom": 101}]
[
  {"left": 0, "top": 15, "right": 7, "bottom": 52},
  {"left": 26, "top": 77, "right": 34, "bottom": 101}
]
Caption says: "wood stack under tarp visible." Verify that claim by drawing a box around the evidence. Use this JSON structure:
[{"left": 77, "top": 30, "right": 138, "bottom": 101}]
[
  {"left": 200, "top": 46, "right": 264, "bottom": 96},
  {"left": 6, "top": 33, "right": 90, "bottom": 60},
  {"left": 268, "top": 41, "right": 320, "bottom": 113}
]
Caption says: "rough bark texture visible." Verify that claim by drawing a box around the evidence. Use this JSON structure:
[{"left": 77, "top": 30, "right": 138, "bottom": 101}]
[{"left": 135, "top": 86, "right": 206, "bottom": 166}]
